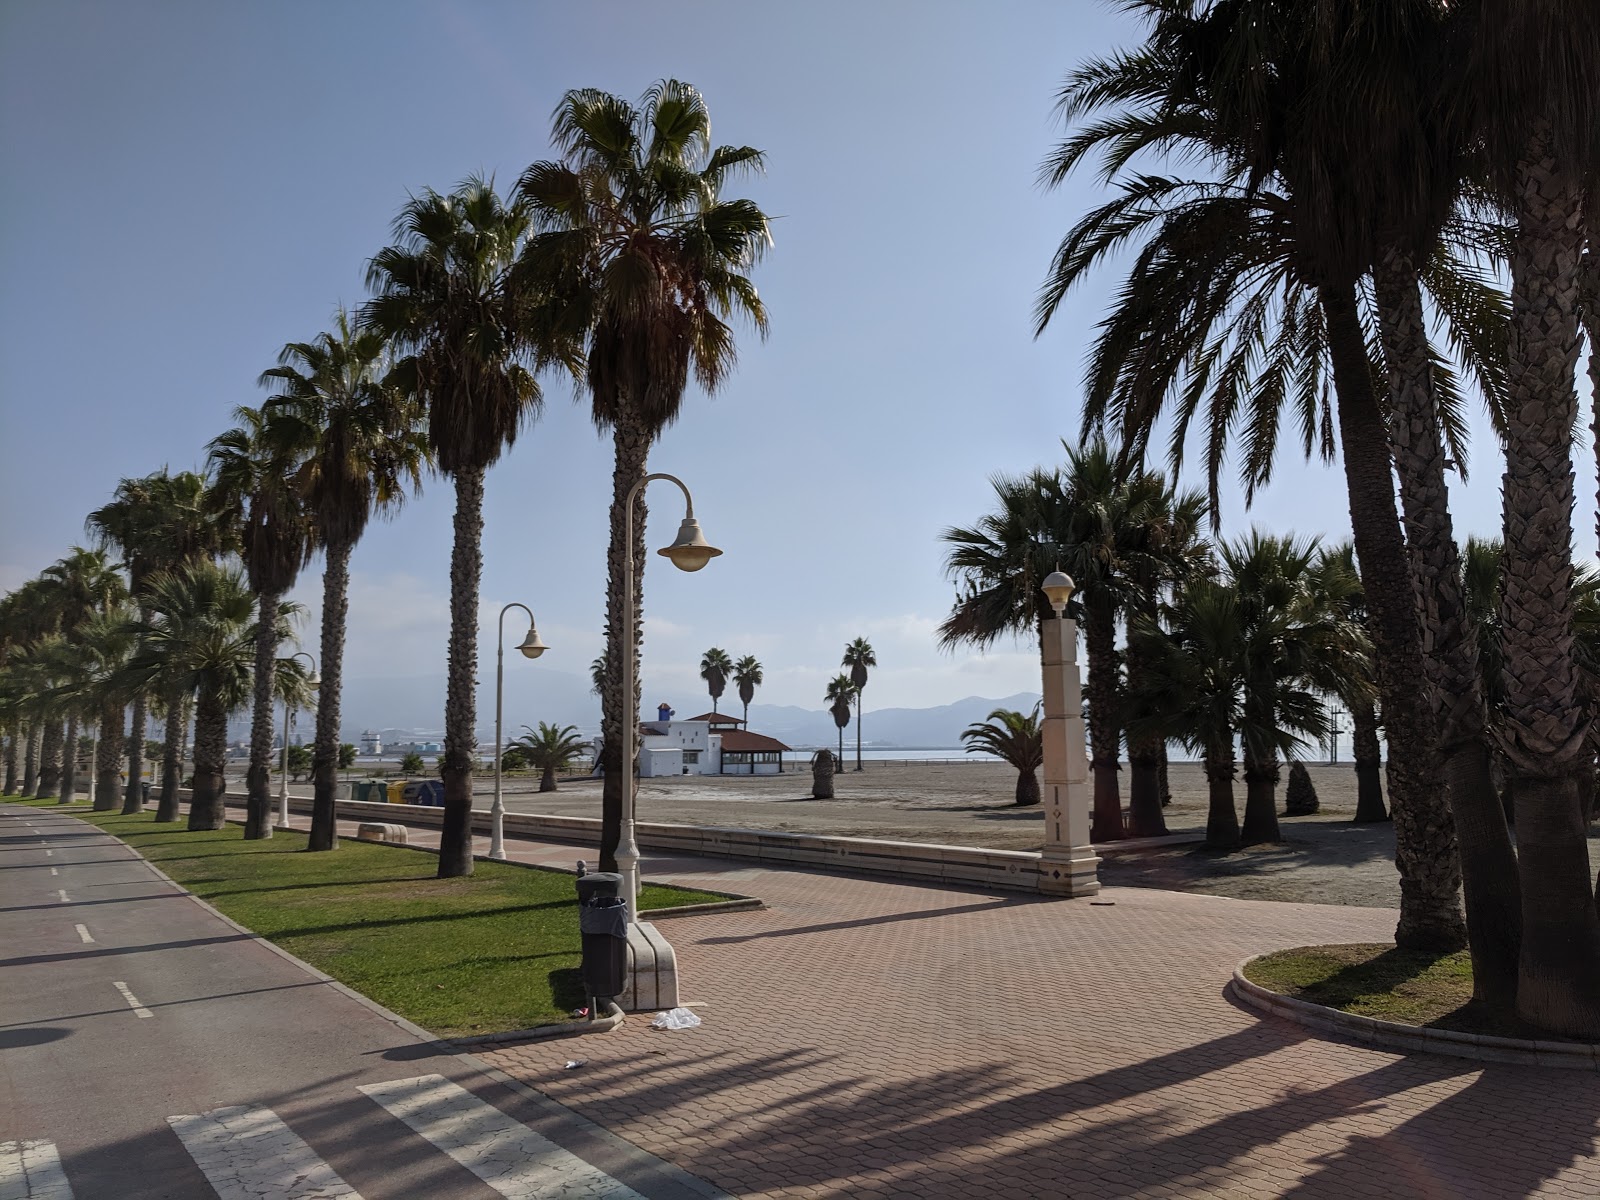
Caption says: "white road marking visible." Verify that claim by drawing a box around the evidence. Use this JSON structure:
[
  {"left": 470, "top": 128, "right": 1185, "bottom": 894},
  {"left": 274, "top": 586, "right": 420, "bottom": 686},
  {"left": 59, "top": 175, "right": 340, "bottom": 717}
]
[
  {"left": 74, "top": 924, "right": 94, "bottom": 944},
  {"left": 167, "top": 1105, "right": 361, "bottom": 1199},
  {"left": 48, "top": 868, "right": 58, "bottom": 877},
  {"left": 55, "top": 890, "right": 68, "bottom": 903},
  {"left": 359, "top": 1074, "right": 645, "bottom": 1199},
  {"left": 111, "top": 981, "right": 152, "bottom": 1019},
  {"left": 0, "top": 1138, "right": 74, "bottom": 1200},
  {"left": 43, "top": 850, "right": 52, "bottom": 857}
]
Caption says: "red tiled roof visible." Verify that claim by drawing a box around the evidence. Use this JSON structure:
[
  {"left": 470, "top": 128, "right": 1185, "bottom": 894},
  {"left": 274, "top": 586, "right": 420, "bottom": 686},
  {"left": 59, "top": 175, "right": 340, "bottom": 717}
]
[
  {"left": 685, "top": 711, "right": 744, "bottom": 726},
  {"left": 715, "top": 729, "right": 791, "bottom": 753}
]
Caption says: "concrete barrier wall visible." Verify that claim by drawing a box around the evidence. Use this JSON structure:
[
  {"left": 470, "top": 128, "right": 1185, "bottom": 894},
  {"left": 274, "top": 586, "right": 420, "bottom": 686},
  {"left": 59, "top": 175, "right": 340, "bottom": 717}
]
[{"left": 248, "top": 794, "right": 1048, "bottom": 893}]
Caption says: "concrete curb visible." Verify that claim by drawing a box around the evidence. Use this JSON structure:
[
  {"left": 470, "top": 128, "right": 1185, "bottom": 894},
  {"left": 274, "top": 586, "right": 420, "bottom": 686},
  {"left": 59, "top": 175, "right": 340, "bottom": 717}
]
[
  {"left": 1231, "top": 955, "right": 1600, "bottom": 1071},
  {"left": 16, "top": 805, "right": 734, "bottom": 1200}
]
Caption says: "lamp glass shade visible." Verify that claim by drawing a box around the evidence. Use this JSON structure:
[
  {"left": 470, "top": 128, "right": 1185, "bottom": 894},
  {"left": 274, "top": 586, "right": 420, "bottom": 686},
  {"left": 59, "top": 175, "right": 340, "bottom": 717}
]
[
  {"left": 659, "top": 517, "right": 722, "bottom": 573},
  {"left": 517, "top": 627, "right": 547, "bottom": 659},
  {"left": 1041, "top": 570, "right": 1075, "bottom": 615},
  {"left": 306, "top": 673, "right": 322, "bottom": 688}
]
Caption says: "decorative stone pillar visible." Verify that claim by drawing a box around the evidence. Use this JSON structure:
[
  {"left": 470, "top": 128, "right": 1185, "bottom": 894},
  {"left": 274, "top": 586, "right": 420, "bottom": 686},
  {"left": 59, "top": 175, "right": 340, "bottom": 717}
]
[{"left": 1038, "top": 615, "right": 1101, "bottom": 897}]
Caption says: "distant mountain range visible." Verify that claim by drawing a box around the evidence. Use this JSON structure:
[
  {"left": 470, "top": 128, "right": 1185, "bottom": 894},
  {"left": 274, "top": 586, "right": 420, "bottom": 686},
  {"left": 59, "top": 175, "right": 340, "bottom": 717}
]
[{"left": 234, "top": 670, "right": 1043, "bottom": 751}]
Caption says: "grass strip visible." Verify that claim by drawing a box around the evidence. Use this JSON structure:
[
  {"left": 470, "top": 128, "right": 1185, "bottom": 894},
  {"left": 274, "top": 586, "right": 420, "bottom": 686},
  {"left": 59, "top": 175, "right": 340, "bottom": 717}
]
[
  {"left": 1243, "top": 942, "right": 1581, "bottom": 1040},
  {"left": 71, "top": 808, "right": 725, "bottom": 1036},
  {"left": 3, "top": 796, "right": 92, "bottom": 808}
]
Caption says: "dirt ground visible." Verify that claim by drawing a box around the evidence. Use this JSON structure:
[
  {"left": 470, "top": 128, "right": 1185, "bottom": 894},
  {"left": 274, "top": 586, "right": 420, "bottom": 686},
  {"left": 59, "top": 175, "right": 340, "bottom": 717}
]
[{"left": 499, "top": 761, "right": 1600, "bottom": 912}]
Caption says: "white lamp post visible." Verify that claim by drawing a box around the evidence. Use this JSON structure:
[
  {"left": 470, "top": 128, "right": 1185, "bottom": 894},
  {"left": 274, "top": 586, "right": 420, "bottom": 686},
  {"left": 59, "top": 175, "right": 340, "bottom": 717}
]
[
  {"left": 617, "top": 472, "right": 721, "bottom": 911},
  {"left": 492, "top": 603, "right": 546, "bottom": 861},
  {"left": 276, "top": 652, "right": 319, "bottom": 830},
  {"left": 1037, "top": 571, "right": 1101, "bottom": 897}
]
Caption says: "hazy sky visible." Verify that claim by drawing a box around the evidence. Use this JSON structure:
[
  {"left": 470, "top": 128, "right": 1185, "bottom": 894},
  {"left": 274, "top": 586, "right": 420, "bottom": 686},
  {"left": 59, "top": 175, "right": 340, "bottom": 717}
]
[{"left": 1, "top": 0, "right": 1589, "bottom": 725}]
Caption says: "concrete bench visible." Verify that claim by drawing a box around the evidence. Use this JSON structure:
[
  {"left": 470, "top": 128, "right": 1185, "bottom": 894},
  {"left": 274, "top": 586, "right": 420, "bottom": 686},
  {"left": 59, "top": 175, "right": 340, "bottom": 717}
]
[
  {"left": 621, "top": 921, "right": 679, "bottom": 1012},
  {"left": 356, "top": 822, "right": 408, "bottom": 845}
]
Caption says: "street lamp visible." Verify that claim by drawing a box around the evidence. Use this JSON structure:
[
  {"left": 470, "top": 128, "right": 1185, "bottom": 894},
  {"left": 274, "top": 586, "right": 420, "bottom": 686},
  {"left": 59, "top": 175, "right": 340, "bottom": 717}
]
[
  {"left": 492, "top": 603, "right": 546, "bottom": 860},
  {"left": 617, "top": 473, "right": 721, "bottom": 910},
  {"left": 1036, "top": 571, "right": 1100, "bottom": 897},
  {"left": 276, "top": 652, "right": 319, "bottom": 830}
]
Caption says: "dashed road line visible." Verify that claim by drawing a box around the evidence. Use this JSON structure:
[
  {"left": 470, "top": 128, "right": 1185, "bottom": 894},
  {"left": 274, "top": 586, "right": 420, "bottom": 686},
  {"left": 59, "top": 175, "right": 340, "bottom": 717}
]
[
  {"left": 48, "top": 867, "right": 58, "bottom": 877},
  {"left": 111, "top": 981, "right": 153, "bottom": 1019},
  {"left": 55, "top": 889, "right": 69, "bottom": 903},
  {"left": 44, "top": 850, "right": 52, "bottom": 857},
  {"left": 74, "top": 924, "right": 94, "bottom": 944},
  {"left": 167, "top": 1105, "right": 362, "bottom": 1200},
  {"left": 0, "top": 1138, "right": 74, "bottom": 1199},
  {"left": 359, "top": 1074, "right": 646, "bottom": 1199}
]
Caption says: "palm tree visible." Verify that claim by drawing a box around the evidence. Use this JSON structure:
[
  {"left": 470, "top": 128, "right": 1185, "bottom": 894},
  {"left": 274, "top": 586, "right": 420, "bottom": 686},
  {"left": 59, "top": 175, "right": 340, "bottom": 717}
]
[
  {"left": 509, "top": 722, "right": 586, "bottom": 793},
  {"left": 1037, "top": 5, "right": 1485, "bottom": 949},
  {"left": 1309, "top": 546, "right": 1389, "bottom": 826},
  {"left": 208, "top": 407, "right": 313, "bottom": 842},
  {"left": 39, "top": 548, "right": 126, "bottom": 806},
  {"left": 517, "top": 80, "right": 772, "bottom": 873},
  {"left": 129, "top": 562, "right": 257, "bottom": 830},
  {"left": 590, "top": 653, "right": 608, "bottom": 698},
  {"left": 961, "top": 705, "right": 1044, "bottom": 806},
  {"left": 364, "top": 177, "right": 550, "bottom": 879},
  {"left": 824, "top": 675, "right": 856, "bottom": 769},
  {"left": 261, "top": 310, "right": 429, "bottom": 852},
  {"left": 700, "top": 648, "right": 733, "bottom": 715},
  {"left": 733, "top": 655, "right": 763, "bottom": 726},
  {"left": 842, "top": 638, "right": 877, "bottom": 770},
  {"left": 1451, "top": 0, "right": 1600, "bottom": 1037}
]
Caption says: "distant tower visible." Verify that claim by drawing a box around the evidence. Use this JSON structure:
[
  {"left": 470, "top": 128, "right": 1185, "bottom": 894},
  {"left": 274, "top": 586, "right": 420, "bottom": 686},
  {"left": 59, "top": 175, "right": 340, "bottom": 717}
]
[
  {"left": 657, "top": 703, "right": 674, "bottom": 722},
  {"left": 360, "top": 729, "right": 382, "bottom": 755}
]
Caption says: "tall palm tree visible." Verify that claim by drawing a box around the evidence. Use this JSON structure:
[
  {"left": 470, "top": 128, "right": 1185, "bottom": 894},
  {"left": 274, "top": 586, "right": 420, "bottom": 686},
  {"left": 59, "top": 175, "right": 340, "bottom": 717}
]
[
  {"left": 1037, "top": 4, "right": 1482, "bottom": 949},
  {"left": 842, "top": 638, "right": 877, "bottom": 770},
  {"left": 1311, "top": 546, "right": 1389, "bottom": 825},
  {"left": 824, "top": 675, "right": 856, "bottom": 768},
  {"left": 518, "top": 80, "right": 772, "bottom": 872},
  {"left": 1453, "top": 0, "right": 1600, "bottom": 1037},
  {"left": 733, "top": 654, "right": 763, "bottom": 726},
  {"left": 961, "top": 704, "right": 1044, "bottom": 806},
  {"left": 509, "top": 722, "right": 586, "bottom": 793},
  {"left": 261, "top": 310, "right": 429, "bottom": 852},
  {"left": 364, "top": 177, "right": 549, "bottom": 879},
  {"left": 700, "top": 648, "right": 733, "bottom": 715},
  {"left": 208, "top": 407, "right": 313, "bottom": 842},
  {"left": 39, "top": 548, "right": 126, "bottom": 806}
]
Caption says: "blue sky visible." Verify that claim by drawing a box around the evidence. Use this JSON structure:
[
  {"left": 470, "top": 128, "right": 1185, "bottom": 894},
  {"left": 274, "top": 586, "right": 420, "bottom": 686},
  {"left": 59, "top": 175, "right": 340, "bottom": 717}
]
[{"left": 0, "top": 0, "right": 1583, "bottom": 727}]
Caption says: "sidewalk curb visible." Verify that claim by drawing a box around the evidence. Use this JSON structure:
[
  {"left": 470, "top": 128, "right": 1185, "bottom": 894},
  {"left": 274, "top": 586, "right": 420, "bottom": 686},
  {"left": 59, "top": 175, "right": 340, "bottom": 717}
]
[
  {"left": 1231, "top": 955, "right": 1600, "bottom": 1071},
  {"left": 30, "top": 806, "right": 734, "bottom": 1200}
]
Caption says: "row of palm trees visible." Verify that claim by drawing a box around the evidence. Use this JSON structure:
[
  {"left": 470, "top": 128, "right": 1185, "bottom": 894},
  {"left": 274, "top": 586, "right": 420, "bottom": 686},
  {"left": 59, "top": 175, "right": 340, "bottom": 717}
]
[
  {"left": 1018, "top": 0, "right": 1600, "bottom": 1037},
  {"left": 821, "top": 638, "right": 878, "bottom": 771},
  {"left": 2, "top": 80, "right": 772, "bottom": 886},
  {"left": 698, "top": 649, "right": 765, "bottom": 725}
]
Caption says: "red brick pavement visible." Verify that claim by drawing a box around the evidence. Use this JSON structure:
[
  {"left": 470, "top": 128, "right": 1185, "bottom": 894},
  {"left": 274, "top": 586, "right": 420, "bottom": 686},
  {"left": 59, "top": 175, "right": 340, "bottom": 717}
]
[{"left": 319, "top": 812, "right": 1600, "bottom": 1199}]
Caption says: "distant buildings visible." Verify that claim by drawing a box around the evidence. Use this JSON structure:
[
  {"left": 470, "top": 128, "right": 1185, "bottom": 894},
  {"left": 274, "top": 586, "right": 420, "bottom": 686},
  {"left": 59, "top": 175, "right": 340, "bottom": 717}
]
[
  {"left": 360, "top": 729, "right": 383, "bottom": 755},
  {"left": 637, "top": 710, "right": 790, "bottom": 776}
]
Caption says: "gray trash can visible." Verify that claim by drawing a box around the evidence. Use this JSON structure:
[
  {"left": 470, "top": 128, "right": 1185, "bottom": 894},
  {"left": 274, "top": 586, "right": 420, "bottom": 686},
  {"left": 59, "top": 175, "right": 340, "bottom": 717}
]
[{"left": 576, "top": 872, "right": 628, "bottom": 1006}]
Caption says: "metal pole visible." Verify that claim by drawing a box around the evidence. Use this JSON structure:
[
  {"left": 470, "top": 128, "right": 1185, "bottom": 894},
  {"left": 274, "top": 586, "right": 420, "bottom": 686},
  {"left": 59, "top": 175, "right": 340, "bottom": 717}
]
[
  {"left": 491, "top": 602, "right": 534, "bottom": 862},
  {"left": 277, "top": 702, "right": 292, "bottom": 829},
  {"left": 618, "top": 472, "right": 698, "bottom": 915}
]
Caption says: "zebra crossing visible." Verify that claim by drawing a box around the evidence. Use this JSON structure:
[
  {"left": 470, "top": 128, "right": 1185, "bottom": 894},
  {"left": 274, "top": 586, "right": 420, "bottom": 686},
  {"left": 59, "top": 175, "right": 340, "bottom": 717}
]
[{"left": 3, "top": 1074, "right": 646, "bottom": 1199}]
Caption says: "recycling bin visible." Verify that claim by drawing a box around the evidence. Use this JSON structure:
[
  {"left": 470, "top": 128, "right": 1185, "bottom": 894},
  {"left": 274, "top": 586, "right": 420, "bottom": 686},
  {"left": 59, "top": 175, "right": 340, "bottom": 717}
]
[
  {"left": 576, "top": 872, "right": 629, "bottom": 1006},
  {"left": 353, "top": 780, "right": 389, "bottom": 804},
  {"left": 413, "top": 780, "right": 445, "bottom": 807}
]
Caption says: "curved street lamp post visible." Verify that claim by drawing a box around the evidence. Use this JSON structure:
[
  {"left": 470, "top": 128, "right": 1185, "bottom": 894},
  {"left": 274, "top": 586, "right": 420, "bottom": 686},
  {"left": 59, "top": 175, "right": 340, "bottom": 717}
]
[
  {"left": 276, "top": 652, "right": 319, "bottom": 831},
  {"left": 617, "top": 473, "right": 721, "bottom": 912},
  {"left": 1037, "top": 571, "right": 1100, "bottom": 897},
  {"left": 492, "top": 603, "right": 547, "bottom": 861}
]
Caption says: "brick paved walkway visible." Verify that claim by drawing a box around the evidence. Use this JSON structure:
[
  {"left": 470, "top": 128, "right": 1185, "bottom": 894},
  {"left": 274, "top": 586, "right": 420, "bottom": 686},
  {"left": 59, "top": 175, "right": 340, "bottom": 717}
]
[{"left": 316, "top": 812, "right": 1600, "bottom": 1199}]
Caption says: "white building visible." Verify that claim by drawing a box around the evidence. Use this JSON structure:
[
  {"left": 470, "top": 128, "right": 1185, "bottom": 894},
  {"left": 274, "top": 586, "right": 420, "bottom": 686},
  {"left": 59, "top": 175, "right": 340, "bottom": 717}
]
[
  {"left": 360, "top": 729, "right": 383, "bottom": 755},
  {"left": 636, "top": 710, "right": 790, "bottom": 777}
]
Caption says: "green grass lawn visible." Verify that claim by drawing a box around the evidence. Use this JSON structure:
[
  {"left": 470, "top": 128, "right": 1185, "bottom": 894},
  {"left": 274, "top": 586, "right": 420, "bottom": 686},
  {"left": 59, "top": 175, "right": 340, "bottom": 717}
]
[
  {"left": 66, "top": 809, "right": 728, "bottom": 1037},
  {"left": 3, "top": 795, "right": 92, "bottom": 808},
  {"left": 1243, "top": 942, "right": 1584, "bottom": 1040}
]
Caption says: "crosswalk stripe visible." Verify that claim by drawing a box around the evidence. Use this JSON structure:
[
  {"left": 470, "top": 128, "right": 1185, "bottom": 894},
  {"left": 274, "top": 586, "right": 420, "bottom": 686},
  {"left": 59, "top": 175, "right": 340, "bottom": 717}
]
[
  {"left": 359, "top": 1074, "right": 646, "bottom": 1199},
  {"left": 167, "top": 1105, "right": 362, "bottom": 1200},
  {"left": 73, "top": 925, "right": 93, "bottom": 944},
  {"left": 0, "top": 1139, "right": 74, "bottom": 1200}
]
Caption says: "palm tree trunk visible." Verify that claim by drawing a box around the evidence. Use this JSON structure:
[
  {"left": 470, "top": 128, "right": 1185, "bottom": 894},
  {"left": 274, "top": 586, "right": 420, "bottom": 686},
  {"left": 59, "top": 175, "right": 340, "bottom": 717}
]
[
  {"left": 1203, "top": 741, "right": 1240, "bottom": 851},
  {"left": 243, "top": 589, "right": 282, "bottom": 840},
  {"left": 1376, "top": 249, "right": 1523, "bottom": 1010},
  {"left": 22, "top": 720, "right": 39, "bottom": 796},
  {"left": 94, "top": 704, "right": 122, "bottom": 811},
  {"left": 37, "top": 720, "right": 62, "bottom": 799},
  {"left": 1582, "top": 195, "right": 1599, "bottom": 559},
  {"left": 855, "top": 690, "right": 863, "bottom": 771},
  {"left": 1351, "top": 701, "right": 1388, "bottom": 822},
  {"left": 1158, "top": 745, "right": 1171, "bottom": 807},
  {"left": 599, "top": 407, "right": 651, "bottom": 873},
  {"left": 188, "top": 687, "right": 228, "bottom": 830},
  {"left": 1125, "top": 622, "right": 1168, "bottom": 836},
  {"left": 540, "top": 764, "right": 557, "bottom": 793},
  {"left": 309, "top": 537, "right": 354, "bottom": 852},
  {"left": 439, "top": 468, "right": 487, "bottom": 879},
  {"left": 1083, "top": 597, "right": 1125, "bottom": 842},
  {"left": 1321, "top": 280, "right": 1465, "bottom": 952},
  {"left": 121, "top": 694, "right": 147, "bottom": 814},
  {"left": 1015, "top": 768, "right": 1040, "bottom": 807},
  {"left": 1240, "top": 744, "right": 1281, "bottom": 846},
  {"left": 59, "top": 714, "right": 80, "bottom": 804},
  {"left": 156, "top": 696, "right": 185, "bottom": 822},
  {"left": 1497, "top": 136, "right": 1600, "bottom": 1037},
  {"left": 3, "top": 722, "right": 18, "bottom": 793}
]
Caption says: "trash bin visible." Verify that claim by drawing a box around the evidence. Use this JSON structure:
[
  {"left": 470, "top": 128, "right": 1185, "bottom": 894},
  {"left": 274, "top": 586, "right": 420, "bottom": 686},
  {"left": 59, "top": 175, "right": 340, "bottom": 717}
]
[
  {"left": 414, "top": 780, "right": 445, "bottom": 807},
  {"left": 576, "top": 872, "right": 629, "bottom": 1006},
  {"left": 353, "top": 780, "right": 390, "bottom": 804},
  {"left": 140, "top": 781, "right": 151, "bottom": 803}
]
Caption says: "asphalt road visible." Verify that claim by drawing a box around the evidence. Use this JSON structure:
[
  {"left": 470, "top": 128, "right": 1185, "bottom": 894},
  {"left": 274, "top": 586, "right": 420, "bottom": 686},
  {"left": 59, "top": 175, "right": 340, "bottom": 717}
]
[{"left": 0, "top": 804, "right": 724, "bottom": 1200}]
